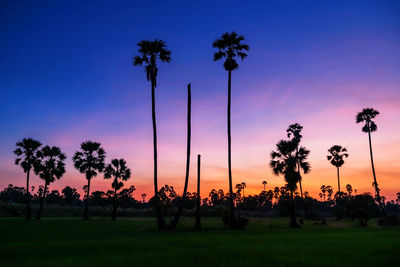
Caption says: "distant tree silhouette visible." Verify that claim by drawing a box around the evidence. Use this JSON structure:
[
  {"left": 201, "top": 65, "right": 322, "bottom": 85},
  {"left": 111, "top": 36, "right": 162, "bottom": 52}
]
[
  {"left": 35, "top": 146, "right": 66, "bottom": 219},
  {"left": 346, "top": 184, "right": 353, "bottom": 196},
  {"left": 169, "top": 84, "right": 191, "bottom": 230},
  {"left": 262, "top": 180, "right": 267, "bottom": 192},
  {"left": 235, "top": 183, "right": 243, "bottom": 198},
  {"left": 241, "top": 182, "right": 247, "bottom": 197},
  {"left": 270, "top": 139, "right": 306, "bottom": 228},
  {"left": 141, "top": 193, "right": 147, "bottom": 203},
  {"left": 327, "top": 145, "right": 349, "bottom": 192},
  {"left": 14, "top": 138, "right": 42, "bottom": 219},
  {"left": 356, "top": 108, "right": 386, "bottom": 216},
  {"left": 396, "top": 192, "right": 400, "bottom": 205},
  {"left": 104, "top": 158, "right": 132, "bottom": 220},
  {"left": 195, "top": 154, "right": 202, "bottom": 230},
  {"left": 319, "top": 185, "right": 327, "bottom": 201},
  {"left": 61, "top": 186, "right": 81, "bottom": 205},
  {"left": 213, "top": 32, "right": 249, "bottom": 228},
  {"left": 72, "top": 141, "right": 106, "bottom": 220},
  {"left": 133, "top": 39, "right": 171, "bottom": 230}
]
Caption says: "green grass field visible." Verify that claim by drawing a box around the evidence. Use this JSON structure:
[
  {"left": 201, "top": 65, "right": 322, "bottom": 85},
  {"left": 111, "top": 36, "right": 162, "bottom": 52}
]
[{"left": 0, "top": 217, "right": 398, "bottom": 266}]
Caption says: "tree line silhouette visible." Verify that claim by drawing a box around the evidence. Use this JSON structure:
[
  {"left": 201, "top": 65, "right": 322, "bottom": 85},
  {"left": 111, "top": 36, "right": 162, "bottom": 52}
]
[{"left": 9, "top": 32, "right": 398, "bottom": 229}]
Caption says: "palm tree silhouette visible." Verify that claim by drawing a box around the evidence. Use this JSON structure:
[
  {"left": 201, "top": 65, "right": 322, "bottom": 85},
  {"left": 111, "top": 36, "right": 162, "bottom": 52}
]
[
  {"left": 35, "top": 146, "right": 66, "bottom": 219},
  {"left": 72, "top": 141, "right": 106, "bottom": 220},
  {"left": 213, "top": 32, "right": 249, "bottom": 228},
  {"left": 195, "top": 154, "right": 202, "bottom": 231},
  {"left": 241, "top": 182, "right": 247, "bottom": 197},
  {"left": 287, "top": 123, "right": 306, "bottom": 198},
  {"left": 270, "top": 139, "right": 309, "bottom": 228},
  {"left": 104, "top": 158, "right": 131, "bottom": 220},
  {"left": 262, "top": 180, "right": 267, "bottom": 192},
  {"left": 14, "top": 138, "right": 42, "bottom": 219},
  {"left": 170, "top": 84, "right": 191, "bottom": 230},
  {"left": 141, "top": 193, "right": 147, "bottom": 203},
  {"left": 133, "top": 39, "right": 171, "bottom": 230},
  {"left": 327, "top": 145, "right": 348, "bottom": 192},
  {"left": 346, "top": 184, "right": 353, "bottom": 196},
  {"left": 356, "top": 108, "right": 386, "bottom": 216}
]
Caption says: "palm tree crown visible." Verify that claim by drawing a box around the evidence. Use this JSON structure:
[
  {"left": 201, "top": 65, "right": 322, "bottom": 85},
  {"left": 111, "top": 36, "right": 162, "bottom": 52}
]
[
  {"left": 72, "top": 141, "right": 106, "bottom": 180},
  {"left": 104, "top": 159, "right": 131, "bottom": 191},
  {"left": 213, "top": 32, "right": 249, "bottom": 71},
  {"left": 14, "top": 138, "right": 42, "bottom": 173},
  {"left": 356, "top": 108, "right": 379, "bottom": 133},
  {"left": 287, "top": 123, "right": 303, "bottom": 144},
  {"left": 327, "top": 145, "right": 348, "bottom": 168},
  {"left": 35, "top": 146, "right": 66, "bottom": 184},
  {"left": 133, "top": 39, "right": 171, "bottom": 87}
]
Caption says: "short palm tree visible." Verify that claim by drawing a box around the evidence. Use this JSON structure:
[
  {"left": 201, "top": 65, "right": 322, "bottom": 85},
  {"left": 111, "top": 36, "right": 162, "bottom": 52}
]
[
  {"left": 270, "top": 139, "right": 309, "bottom": 228},
  {"left": 262, "top": 180, "right": 267, "bottom": 192},
  {"left": 213, "top": 32, "right": 249, "bottom": 228},
  {"left": 133, "top": 39, "right": 171, "bottom": 230},
  {"left": 72, "top": 141, "right": 106, "bottom": 220},
  {"left": 14, "top": 138, "right": 42, "bottom": 219},
  {"left": 327, "top": 145, "right": 349, "bottom": 192},
  {"left": 356, "top": 108, "right": 385, "bottom": 216},
  {"left": 35, "top": 146, "right": 66, "bottom": 219},
  {"left": 104, "top": 158, "right": 131, "bottom": 220}
]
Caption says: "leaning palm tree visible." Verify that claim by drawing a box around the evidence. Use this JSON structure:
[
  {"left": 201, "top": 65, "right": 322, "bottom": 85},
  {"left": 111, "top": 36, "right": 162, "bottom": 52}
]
[
  {"left": 104, "top": 158, "right": 131, "bottom": 220},
  {"left": 35, "top": 146, "right": 66, "bottom": 220},
  {"left": 213, "top": 32, "right": 249, "bottom": 228},
  {"left": 14, "top": 138, "right": 42, "bottom": 219},
  {"left": 327, "top": 145, "right": 349, "bottom": 192},
  {"left": 133, "top": 39, "right": 171, "bottom": 230},
  {"left": 72, "top": 141, "right": 106, "bottom": 220},
  {"left": 270, "top": 139, "right": 310, "bottom": 228},
  {"left": 356, "top": 108, "right": 385, "bottom": 216}
]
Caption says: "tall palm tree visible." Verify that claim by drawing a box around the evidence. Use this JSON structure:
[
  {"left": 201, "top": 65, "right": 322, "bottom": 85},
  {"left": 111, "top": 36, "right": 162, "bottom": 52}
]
[
  {"left": 133, "top": 39, "right": 171, "bottom": 230},
  {"left": 262, "top": 180, "right": 267, "bottom": 192},
  {"left": 327, "top": 145, "right": 349, "bottom": 192},
  {"left": 270, "top": 139, "right": 310, "bottom": 228},
  {"left": 287, "top": 123, "right": 305, "bottom": 198},
  {"left": 195, "top": 154, "right": 202, "bottom": 231},
  {"left": 35, "top": 146, "right": 66, "bottom": 220},
  {"left": 72, "top": 141, "right": 106, "bottom": 220},
  {"left": 213, "top": 32, "right": 249, "bottom": 228},
  {"left": 104, "top": 158, "right": 131, "bottom": 220},
  {"left": 356, "top": 108, "right": 385, "bottom": 216},
  {"left": 169, "top": 84, "right": 191, "bottom": 230},
  {"left": 13, "top": 138, "right": 42, "bottom": 219}
]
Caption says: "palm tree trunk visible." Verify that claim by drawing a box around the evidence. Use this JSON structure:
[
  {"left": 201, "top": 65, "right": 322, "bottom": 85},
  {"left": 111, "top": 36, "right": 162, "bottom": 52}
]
[
  {"left": 368, "top": 129, "right": 386, "bottom": 216},
  {"left": 169, "top": 84, "right": 191, "bottom": 230},
  {"left": 337, "top": 167, "right": 341, "bottom": 192},
  {"left": 151, "top": 79, "right": 166, "bottom": 230},
  {"left": 26, "top": 170, "right": 31, "bottom": 220},
  {"left": 263, "top": 184, "right": 266, "bottom": 192},
  {"left": 83, "top": 178, "right": 91, "bottom": 220},
  {"left": 36, "top": 182, "right": 48, "bottom": 220},
  {"left": 296, "top": 148, "right": 303, "bottom": 199},
  {"left": 289, "top": 190, "right": 299, "bottom": 228},
  {"left": 227, "top": 70, "right": 236, "bottom": 228},
  {"left": 112, "top": 187, "right": 117, "bottom": 220},
  {"left": 195, "top": 154, "right": 202, "bottom": 231}
]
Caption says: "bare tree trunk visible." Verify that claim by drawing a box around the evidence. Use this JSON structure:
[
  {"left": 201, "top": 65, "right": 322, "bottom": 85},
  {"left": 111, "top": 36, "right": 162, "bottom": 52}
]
[
  {"left": 151, "top": 79, "right": 166, "bottom": 230},
  {"left": 227, "top": 70, "right": 237, "bottom": 228},
  {"left": 26, "top": 170, "right": 31, "bottom": 220},
  {"left": 289, "top": 190, "right": 299, "bottom": 228},
  {"left": 337, "top": 167, "right": 341, "bottom": 192},
  {"left": 112, "top": 187, "right": 117, "bottom": 220},
  {"left": 36, "top": 182, "right": 48, "bottom": 220},
  {"left": 368, "top": 129, "right": 386, "bottom": 216},
  {"left": 83, "top": 178, "right": 91, "bottom": 220},
  {"left": 195, "top": 154, "right": 202, "bottom": 231},
  {"left": 169, "top": 84, "right": 191, "bottom": 230}
]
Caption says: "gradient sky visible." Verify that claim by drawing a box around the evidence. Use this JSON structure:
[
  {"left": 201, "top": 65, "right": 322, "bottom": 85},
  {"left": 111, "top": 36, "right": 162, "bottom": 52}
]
[{"left": 1, "top": 0, "right": 399, "bottom": 200}]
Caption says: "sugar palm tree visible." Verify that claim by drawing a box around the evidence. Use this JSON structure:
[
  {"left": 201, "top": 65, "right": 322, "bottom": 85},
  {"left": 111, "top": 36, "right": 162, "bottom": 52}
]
[
  {"left": 327, "top": 145, "right": 349, "bottom": 192},
  {"left": 14, "top": 138, "right": 42, "bottom": 219},
  {"left": 104, "top": 158, "right": 131, "bottom": 220},
  {"left": 287, "top": 123, "right": 305, "bottom": 198},
  {"left": 72, "top": 141, "right": 106, "bottom": 220},
  {"left": 270, "top": 139, "right": 309, "bottom": 228},
  {"left": 213, "top": 32, "right": 249, "bottom": 228},
  {"left": 356, "top": 108, "right": 385, "bottom": 216},
  {"left": 35, "top": 146, "right": 66, "bottom": 219},
  {"left": 133, "top": 39, "right": 171, "bottom": 230},
  {"left": 241, "top": 182, "right": 247, "bottom": 197},
  {"left": 262, "top": 180, "right": 267, "bottom": 192}
]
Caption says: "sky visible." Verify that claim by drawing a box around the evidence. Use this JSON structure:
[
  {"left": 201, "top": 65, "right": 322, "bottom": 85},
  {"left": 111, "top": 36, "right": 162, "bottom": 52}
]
[{"left": 1, "top": 0, "right": 399, "bottom": 201}]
